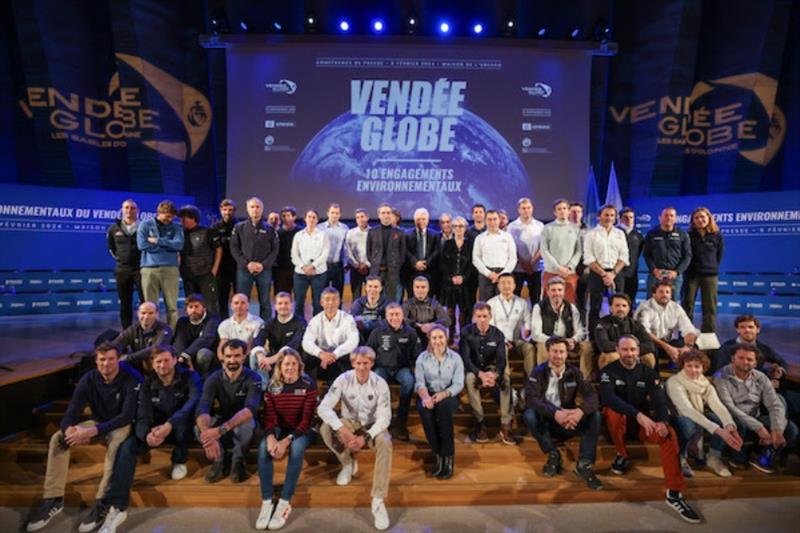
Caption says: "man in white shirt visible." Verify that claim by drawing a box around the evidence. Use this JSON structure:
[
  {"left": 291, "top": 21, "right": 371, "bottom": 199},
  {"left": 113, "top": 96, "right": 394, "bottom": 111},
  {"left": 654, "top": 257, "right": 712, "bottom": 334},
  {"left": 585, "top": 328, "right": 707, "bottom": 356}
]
[
  {"left": 487, "top": 274, "right": 536, "bottom": 376},
  {"left": 216, "top": 293, "right": 264, "bottom": 361},
  {"left": 346, "top": 208, "right": 371, "bottom": 299},
  {"left": 302, "top": 287, "right": 360, "bottom": 382},
  {"left": 472, "top": 210, "right": 517, "bottom": 301},
  {"left": 583, "top": 204, "right": 630, "bottom": 335},
  {"left": 319, "top": 203, "right": 349, "bottom": 298},
  {"left": 318, "top": 346, "right": 392, "bottom": 531},
  {"left": 635, "top": 281, "right": 699, "bottom": 366},
  {"left": 507, "top": 197, "right": 545, "bottom": 306},
  {"left": 540, "top": 199, "right": 582, "bottom": 304},
  {"left": 530, "top": 277, "right": 594, "bottom": 379}
]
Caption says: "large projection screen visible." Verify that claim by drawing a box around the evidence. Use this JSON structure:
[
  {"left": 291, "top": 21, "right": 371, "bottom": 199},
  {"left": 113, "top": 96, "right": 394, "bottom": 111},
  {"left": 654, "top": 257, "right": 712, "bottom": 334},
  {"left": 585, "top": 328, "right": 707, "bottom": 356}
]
[{"left": 226, "top": 40, "right": 591, "bottom": 216}]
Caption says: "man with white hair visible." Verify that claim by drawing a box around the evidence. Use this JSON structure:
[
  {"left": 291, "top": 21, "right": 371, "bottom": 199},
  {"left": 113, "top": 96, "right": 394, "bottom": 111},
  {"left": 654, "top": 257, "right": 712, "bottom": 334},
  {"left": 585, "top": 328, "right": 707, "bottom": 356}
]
[
  {"left": 318, "top": 346, "right": 393, "bottom": 530},
  {"left": 405, "top": 207, "right": 440, "bottom": 298}
]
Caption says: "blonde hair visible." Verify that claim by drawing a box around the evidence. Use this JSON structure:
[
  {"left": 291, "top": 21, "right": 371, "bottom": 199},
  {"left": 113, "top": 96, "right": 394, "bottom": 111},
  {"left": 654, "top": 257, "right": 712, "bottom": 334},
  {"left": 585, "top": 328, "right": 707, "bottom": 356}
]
[
  {"left": 690, "top": 206, "right": 719, "bottom": 233},
  {"left": 270, "top": 347, "right": 305, "bottom": 386}
]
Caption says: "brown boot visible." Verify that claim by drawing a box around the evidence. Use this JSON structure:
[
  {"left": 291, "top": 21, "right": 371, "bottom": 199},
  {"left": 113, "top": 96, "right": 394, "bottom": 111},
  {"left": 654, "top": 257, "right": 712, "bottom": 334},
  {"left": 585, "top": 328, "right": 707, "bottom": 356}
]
[{"left": 500, "top": 423, "right": 519, "bottom": 445}]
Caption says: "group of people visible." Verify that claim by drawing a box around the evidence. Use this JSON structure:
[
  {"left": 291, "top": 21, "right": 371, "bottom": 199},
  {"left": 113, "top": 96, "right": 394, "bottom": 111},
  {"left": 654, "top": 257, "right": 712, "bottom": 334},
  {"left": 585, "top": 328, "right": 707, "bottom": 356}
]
[{"left": 24, "top": 196, "right": 796, "bottom": 532}]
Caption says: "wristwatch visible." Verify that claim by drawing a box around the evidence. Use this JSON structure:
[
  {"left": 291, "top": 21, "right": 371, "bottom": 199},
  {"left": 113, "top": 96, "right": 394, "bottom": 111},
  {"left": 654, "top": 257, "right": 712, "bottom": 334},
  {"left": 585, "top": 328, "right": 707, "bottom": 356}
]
[
  {"left": 219, "top": 424, "right": 229, "bottom": 436},
  {"left": 287, "top": 434, "right": 295, "bottom": 442}
]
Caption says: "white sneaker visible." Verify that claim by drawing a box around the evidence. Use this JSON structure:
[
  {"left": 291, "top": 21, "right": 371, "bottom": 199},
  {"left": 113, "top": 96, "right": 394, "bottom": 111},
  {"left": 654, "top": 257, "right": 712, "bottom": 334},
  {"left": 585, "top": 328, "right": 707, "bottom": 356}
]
[
  {"left": 707, "top": 455, "right": 732, "bottom": 478},
  {"left": 255, "top": 500, "right": 275, "bottom": 530},
  {"left": 336, "top": 460, "right": 358, "bottom": 486},
  {"left": 171, "top": 463, "right": 188, "bottom": 481},
  {"left": 267, "top": 499, "right": 292, "bottom": 530},
  {"left": 371, "top": 498, "right": 390, "bottom": 530},
  {"left": 99, "top": 506, "right": 127, "bottom": 533}
]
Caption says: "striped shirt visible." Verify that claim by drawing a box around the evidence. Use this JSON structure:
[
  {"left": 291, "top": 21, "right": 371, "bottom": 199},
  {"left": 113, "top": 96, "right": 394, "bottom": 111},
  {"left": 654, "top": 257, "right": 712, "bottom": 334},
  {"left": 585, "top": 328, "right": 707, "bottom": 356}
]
[{"left": 263, "top": 374, "right": 318, "bottom": 439}]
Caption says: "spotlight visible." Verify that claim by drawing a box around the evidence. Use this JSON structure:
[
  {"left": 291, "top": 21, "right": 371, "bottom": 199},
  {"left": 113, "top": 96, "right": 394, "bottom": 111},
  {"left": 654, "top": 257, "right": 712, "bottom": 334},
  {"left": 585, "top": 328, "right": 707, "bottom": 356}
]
[
  {"left": 239, "top": 21, "right": 248, "bottom": 32},
  {"left": 439, "top": 21, "right": 451, "bottom": 34},
  {"left": 372, "top": 19, "right": 385, "bottom": 33},
  {"left": 472, "top": 23, "right": 484, "bottom": 35},
  {"left": 273, "top": 21, "right": 283, "bottom": 32},
  {"left": 405, "top": 15, "right": 418, "bottom": 34},
  {"left": 571, "top": 27, "right": 580, "bottom": 39},
  {"left": 537, "top": 27, "right": 546, "bottom": 37},
  {"left": 338, "top": 19, "right": 350, "bottom": 33},
  {"left": 502, "top": 17, "right": 516, "bottom": 36},
  {"left": 305, "top": 12, "right": 319, "bottom": 33}
]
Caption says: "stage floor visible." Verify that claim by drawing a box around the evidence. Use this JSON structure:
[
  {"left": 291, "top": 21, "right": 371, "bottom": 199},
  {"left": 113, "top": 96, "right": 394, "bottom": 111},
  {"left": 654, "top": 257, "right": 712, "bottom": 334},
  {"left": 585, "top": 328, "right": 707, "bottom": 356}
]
[{"left": 0, "top": 310, "right": 797, "bottom": 375}]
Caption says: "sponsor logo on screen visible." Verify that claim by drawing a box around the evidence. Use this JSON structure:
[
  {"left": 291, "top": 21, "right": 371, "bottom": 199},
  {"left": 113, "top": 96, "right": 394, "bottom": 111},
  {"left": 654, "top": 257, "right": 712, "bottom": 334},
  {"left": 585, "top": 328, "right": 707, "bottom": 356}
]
[
  {"left": 264, "top": 120, "right": 295, "bottom": 128},
  {"left": 16, "top": 54, "right": 212, "bottom": 161},
  {"left": 521, "top": 83, "right": 552, "bottom": 98},
  {"left": 265, "top": 79, "right": 298, "bottom": 94},
  {"left": 609, "top": 72, "right": 786, "bottom": 166}
]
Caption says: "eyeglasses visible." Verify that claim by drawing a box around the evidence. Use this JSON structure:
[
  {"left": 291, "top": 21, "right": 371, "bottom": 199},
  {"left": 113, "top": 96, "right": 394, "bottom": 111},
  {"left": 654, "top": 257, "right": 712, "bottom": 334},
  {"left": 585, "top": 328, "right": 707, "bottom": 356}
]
[{"left": 453, "top": 224, "right": 466, "bottom": 228}]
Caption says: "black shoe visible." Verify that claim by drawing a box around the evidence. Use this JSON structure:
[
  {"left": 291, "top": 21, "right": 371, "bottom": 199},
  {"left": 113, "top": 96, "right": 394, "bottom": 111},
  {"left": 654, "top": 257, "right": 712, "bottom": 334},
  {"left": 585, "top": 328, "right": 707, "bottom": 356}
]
[
  {"left": 391, "top": 424, "right": 410, "bottom": 441},
  {"left": 470, "top": 422, "right": 489, "bottom": 443},
  {"left": 750, "top": 447, "right": 776, "bottom": 474},
  {"left": 665, "top": 490, "right": 701, "bottom": 524},
  {"left": 610, "top": 453, "right": 630, "bottom": 475},
  {"left": 205, "top": 460, "right": 225, "bottom": 483},
  {"left": 574, "top": 463, "right": 604, "bottom": 490},
  {"left": 230, "top": 460, "right": 248, "bottom": 483},
  {"left": 26, "top": 497, "right": 64, "bottom": 532},
  {"left": 542, "top": 450, "right": 562, "bottom": 477},
  {"left": 437, "top": 456, "right": 454, "bottom": 479},
  {"left": 430, "top": 454, "right": 444, "bottom": 477},
  {"left": 78, "top": 502, "right": 108, "bottom": 533}
]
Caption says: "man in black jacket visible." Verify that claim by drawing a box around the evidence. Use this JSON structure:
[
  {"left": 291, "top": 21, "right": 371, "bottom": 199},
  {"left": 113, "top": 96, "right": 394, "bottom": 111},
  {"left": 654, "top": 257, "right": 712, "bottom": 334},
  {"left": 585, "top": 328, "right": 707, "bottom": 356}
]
[
  {"left": 367, "top": 203, "right": 407, "bottom": 301},
  {"left": 460, "top": 303, "right": 515, "bottom": 445},
  {"left": 210, "top": 198, "right": 238, "bottom": 319},
  {"left": 642, "top": 207, "right": 691, "bottom": 299},
  {"left": 523, "top": 336, "right": 602, "bottom": 489},
  {"left": 618, "top": 207, "right": 644, "bottom": 306},
  {"left": 367, "top": 303, "right": 420, "bottom": 441},
  {"left": 230, "top": 196, "right": 279, "bottom": 321},
  {"left": 97, "top": 345, "right": 201, "bottom": 532},
  {"left": 599, "top": 335, "right": 700, "bottom": 524},
  {"left": 250, "top": 291, "right": 307, "bottom": 386},
  {"left": 26, "top": 342, "right": 142, "bottom": 533},
  {"left": 113, "top": 302, "right": 172, "bottom": 366},
  {"left": 106, "top": 199, "right": 143, "bottom": 329},
  {"left": 173, "top": 294, "right": 219, "bottom": 376},
  {"left": 595, "top": 293, "right": 656, "bottom": 369},
  {"left": 351, "top": 275, "right": 391, "bottom": 343},
  {"left": 179, "top": 205, "right": 222, "bottom": 316},
  {"left": 404, "top": 207, "right": 441, "bottom": 298}
]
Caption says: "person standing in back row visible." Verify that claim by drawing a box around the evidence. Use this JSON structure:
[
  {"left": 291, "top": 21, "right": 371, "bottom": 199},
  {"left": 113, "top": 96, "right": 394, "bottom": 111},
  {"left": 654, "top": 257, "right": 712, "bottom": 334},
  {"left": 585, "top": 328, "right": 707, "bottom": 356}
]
[
  {"left": 107, "top": 199, "right": 144, "bottom": 329},
  {"left": 643, "top": 207, "right": 691, "bottom": 300},
  {"left": 319, "top": 203, "right": 349, "bottom": 298},
  {"left": 211, "top": 199, "right": 238, "bottom": 319}
]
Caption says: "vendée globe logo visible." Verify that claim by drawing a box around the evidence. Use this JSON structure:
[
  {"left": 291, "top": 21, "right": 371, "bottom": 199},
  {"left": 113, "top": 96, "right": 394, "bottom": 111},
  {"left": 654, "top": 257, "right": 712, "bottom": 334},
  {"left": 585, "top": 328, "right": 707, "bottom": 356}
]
[{"left": 265, "top": 79, "right": 298, "bottom": 94}]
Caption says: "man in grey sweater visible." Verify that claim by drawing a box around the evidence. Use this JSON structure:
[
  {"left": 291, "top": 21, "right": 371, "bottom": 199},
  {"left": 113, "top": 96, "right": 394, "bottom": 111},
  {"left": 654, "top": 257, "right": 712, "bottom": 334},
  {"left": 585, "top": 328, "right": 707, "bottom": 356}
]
[
  {"left": 540, "top": 198, "right": 582, "bottom": 305},
  {"left": 714, "top": 343, "right": 798, "bottom": 473}
]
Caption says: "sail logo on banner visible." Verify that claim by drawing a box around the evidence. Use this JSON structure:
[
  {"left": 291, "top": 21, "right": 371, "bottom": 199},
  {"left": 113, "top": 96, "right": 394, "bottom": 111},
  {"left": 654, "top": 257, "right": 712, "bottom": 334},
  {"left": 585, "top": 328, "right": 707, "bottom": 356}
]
[{"left": 16, "top": 54, "right": 212, "bottom": 161}]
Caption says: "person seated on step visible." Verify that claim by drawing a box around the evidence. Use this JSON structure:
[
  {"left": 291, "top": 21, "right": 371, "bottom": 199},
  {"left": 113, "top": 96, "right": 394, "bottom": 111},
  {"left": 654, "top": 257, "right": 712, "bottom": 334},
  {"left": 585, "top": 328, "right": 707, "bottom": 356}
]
[
  {"left": 25, "top": 342, "right": 142, "bottom": 533},
  {"left": 634, "top": 281, "right": 698, "bottom": 368},
  {"left": 172, "top": 293, "right": 219, "bottom": 377},
  {"left": 595, "top": 293, "right": 656, "bottom": 370},
  {"left": 96, "top": 344, "right": 201, "bottom": 533},
  {"left": 216, "top": 292, "right": 264, "bottom": 362},
  {"left": 714, "top": 343, "right": 798, "bottom": 475},
  {"left": 523, "top": 336, "right": 603, "bottom": 490},
  {"left": 460, "top": 302, "right": 517, "bottom": 445},
  {"left": 402, "top": 275, "right": 451, "bottom": 350},
  {"left": 415, "top": 325, "right": 465, "bottom": 481},
  {"left": 113, "top": 301, "right": 172, "bottom": 367},
  {"left": 318, "top": 346, "right": 392, "bottom": 531},
  {"left": 301, "top": 287, "right": 360, "bottom": 383},
  {"left": 714, "top": 314, "right": 789, "bottom": 379},
  {"left": 666, "top": 349, "right": 743, "bottom": 479},
  {"left": 530, "top": 276, "right": 594, "bottom": 380},
  {"left": 350, "top": 275, "right": 391, "bottom": 343},
  {"left": 599, "top": 335, "right": 701, "bottom": 524},
  {"left": 366, "top": 303, "right": 420, "bottom": 442},
  {"left": 255, "top": 347, "right": 317, "bottom": 531},
  {"left": 195, "top": 339, "right": 262, "bottom": 484},
  {"left": 250, "top": 291, "right": 307, "bottom": 389},
  {"left": 487, "top": 273, "right": 535, "bottom": 376}
]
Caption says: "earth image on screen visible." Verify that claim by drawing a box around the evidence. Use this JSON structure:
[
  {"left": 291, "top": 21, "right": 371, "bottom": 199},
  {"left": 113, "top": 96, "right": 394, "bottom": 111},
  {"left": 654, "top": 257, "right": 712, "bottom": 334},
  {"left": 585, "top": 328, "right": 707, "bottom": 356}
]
[{"left": 289, "top": 109, "right": 531, "bottom": 214}]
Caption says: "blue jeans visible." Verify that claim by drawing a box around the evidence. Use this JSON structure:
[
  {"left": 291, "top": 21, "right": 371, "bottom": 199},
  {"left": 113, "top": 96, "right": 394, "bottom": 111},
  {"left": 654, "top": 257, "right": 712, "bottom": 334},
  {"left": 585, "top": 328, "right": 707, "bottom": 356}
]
[
  {"left": 672, "top": 412, "right": 726, "bottom": 456},
  {"left": 523, "top": 408, "right": 601, "bottom": 465},
  {"left": 731, "top": 413, "right": 799, "bottom": 463},
  {"left": 373, "top": 367, "right": 414, "bottom": 425},
  {"left": 249, "top": 352, "right": 270, "bottom": 390},
  {"left": 293, "top": 272, "right": 326, "bottom": 317},
  {"left": 326, "top": 262, "right": 345, "bottom": 296},
  {"left": 103, "top": 420, "right": 192, "bottom": 509},
  {"left": 257, "top": 429, "right": 312, "bottom": 502},
  {"left": 194, "top": 416, "right": 255, "bottom": 464},
  {"left": 236, "top": 268, "right": 272, "bottom": 321},
  {"left": 646, "top": 272, "right": 683, "bottom": 301}
]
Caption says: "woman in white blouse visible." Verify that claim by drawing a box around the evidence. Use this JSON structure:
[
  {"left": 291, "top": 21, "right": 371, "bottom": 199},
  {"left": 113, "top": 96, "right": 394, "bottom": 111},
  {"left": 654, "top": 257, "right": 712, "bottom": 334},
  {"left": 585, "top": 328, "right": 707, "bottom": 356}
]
[
  {"left": 666, "top": 350, "right": 743, "bottom": 478},
  {"left": 291, "top": 209, "right": 329, "bottom": 317}
]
